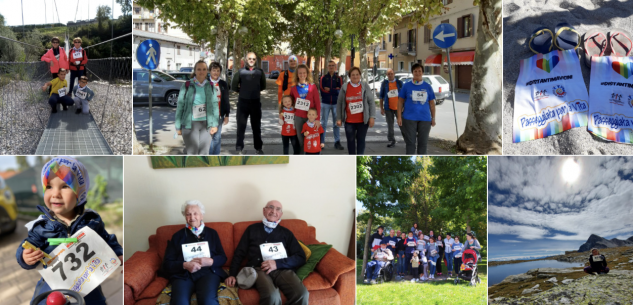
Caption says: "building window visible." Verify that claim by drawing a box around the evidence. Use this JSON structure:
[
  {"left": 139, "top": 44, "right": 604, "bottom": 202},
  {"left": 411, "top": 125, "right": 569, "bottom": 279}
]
[
  {"left": 424, "top": 66, "right": 431, "bottom": 74},
  {"left": 389, "top": 34, "right": 392, "bottom": 42},
  {"left": 144, "top": 23, "right": 148, "bottom": 31},
  {"left": 262, "top": 61, "right": 269, "bottom": 73},
  {"left": 148, "top": 23, "right": 155, "bottom": 32},
  {"left": 158, "top": 23, "right": 161, "bottom": 33},
  {"left": 399, "top": 61, "right": 404, "bottom": 71},
  {"left": 189, "top": 47, "right": 192, "bottom": 56},
  {"left": 149, "top": 9, "right": 154, "bottom": 14},
  {"left": 457, "top": 15, "right": 474, "bottom": 38},
  {"left": 176, "top": 63, "right": 181, "bottom": 70},
  {"left": 133, "top": 7, "right": 141, "bottom": 15},
  {"left": 177, "top": 45, "right": 180, "bottom": 55},
  {"left": 134, "top": 23, "right": 142, "bottom": 30}
]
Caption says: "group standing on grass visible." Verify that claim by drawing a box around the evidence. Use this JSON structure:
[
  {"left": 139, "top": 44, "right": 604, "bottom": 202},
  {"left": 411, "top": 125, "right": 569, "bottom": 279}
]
[
  {"left": 40, "top": 37, "right": 93, "bottom": 115},
  {"left": 364, "top": 225, "right": 481, "bottom": 284}
]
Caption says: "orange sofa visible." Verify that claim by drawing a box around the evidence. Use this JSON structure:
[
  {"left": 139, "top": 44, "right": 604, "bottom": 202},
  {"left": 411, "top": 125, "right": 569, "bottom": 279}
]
[{"left": 124, "top": 219, "right": 356, "bottom": 305}]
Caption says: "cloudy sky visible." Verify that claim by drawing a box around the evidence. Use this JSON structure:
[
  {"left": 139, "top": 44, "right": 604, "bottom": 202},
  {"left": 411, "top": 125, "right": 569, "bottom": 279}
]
[
  {"left": 1, "top": 0, "right": 124, "bottom": 26},
  {"left": 488, "top": 156, "right": 633, "bottom": 261}
]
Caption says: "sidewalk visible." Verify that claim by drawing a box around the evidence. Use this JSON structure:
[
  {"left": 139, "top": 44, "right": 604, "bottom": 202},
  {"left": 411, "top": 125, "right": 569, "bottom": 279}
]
[{"left": 0, "top": 219, "right": 122, "bottom": 305}]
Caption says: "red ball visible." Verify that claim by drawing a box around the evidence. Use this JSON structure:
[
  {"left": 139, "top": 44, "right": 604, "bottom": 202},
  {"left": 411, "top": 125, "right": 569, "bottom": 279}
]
[{"left": 46, "top": 291, "right": 67, "bottom": 305}]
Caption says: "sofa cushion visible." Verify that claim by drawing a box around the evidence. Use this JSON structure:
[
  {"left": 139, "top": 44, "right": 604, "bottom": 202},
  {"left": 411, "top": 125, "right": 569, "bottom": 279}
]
[
  {"left": 152, "top": 222, "right": 234, "bottom": 267},
  {"left": 297, "top": 244, "right": 332, "bottom": 280},
  {"left": 298, "top": 240, "right": 312, "bottom": 260},
  {"left": 137, "top": 277, "right": 169, "bottom": 300},
  {"left": 302, "top": 271, "right": 333, "bottom": 290}
]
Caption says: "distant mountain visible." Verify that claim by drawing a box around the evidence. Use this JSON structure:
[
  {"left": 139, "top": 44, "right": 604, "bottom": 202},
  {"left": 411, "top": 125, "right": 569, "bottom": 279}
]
[{"left": 578, "top": 234, "right": 633, "bottom": 252}]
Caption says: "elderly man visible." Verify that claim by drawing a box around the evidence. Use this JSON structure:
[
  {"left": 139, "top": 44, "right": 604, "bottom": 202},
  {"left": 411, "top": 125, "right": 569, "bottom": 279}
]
[
  {"left": 382, "top": 229, "right": 398, "bottom": 253},
  {"left": 584, "top": 248, "right": 609, "bottom": 275},
  {"left": 232, "top": 52, "right": 267, "bottom": 155},
  {"left": 226, "top": 200, "right": 308, "bottom": 305},
  {"left": 378, "top": 68, "right": 404, "bottom": 148},
  {"left": 364, "top": 241, "right": 394, "bottom": 284},
  {"left": 276, "top": 55, "right": 298, "bottom": 108}
]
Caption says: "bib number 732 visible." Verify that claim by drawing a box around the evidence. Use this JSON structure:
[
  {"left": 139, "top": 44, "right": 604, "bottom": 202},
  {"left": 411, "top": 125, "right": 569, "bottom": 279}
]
[{"left": 51, "top": 243, "right": 95, "bottom": 281}]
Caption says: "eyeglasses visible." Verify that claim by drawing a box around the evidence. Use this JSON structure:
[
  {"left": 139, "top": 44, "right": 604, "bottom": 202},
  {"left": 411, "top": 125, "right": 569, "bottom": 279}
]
[
  {"left": 265, "top": 205, "right": 282, "bottom": 212},
  {"left": 52, "top": 41, "right": 59, "bottom": 44},
  {"left": 247, "top": 58, "right": 256, "bottom": 61}
]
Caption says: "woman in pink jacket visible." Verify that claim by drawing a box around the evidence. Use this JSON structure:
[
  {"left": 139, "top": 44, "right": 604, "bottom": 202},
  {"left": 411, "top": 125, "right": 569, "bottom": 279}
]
[{"left": 40, "top": 37, "right": 69, "bottom": 79}]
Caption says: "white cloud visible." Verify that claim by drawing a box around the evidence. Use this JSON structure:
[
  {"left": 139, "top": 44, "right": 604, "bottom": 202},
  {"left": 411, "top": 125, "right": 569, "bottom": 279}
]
[
  {"left": 489, "top": 222, "right": 548, "bottom": 240},
  {"left": 500, "top": 239, "right": 523, "bottom": 243}
]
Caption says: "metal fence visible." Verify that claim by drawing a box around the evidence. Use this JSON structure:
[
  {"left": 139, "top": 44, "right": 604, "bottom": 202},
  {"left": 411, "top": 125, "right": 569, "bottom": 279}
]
[{"left": 0, "top": 58, "right": 132, "bottom": 155}]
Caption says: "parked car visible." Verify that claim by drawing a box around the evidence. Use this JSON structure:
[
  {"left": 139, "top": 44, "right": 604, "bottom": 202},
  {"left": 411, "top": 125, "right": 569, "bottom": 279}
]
[
  {"left": 269, "top": 70, "right": 280, "bottom": 79},
  {"left": 368, "top": 72, "right": 413, "bottom": 97},
  {"left": 133, "top": 69, "right": 185, "bottom": 107},
  {"left": 423, "top": 75, "right": 451, "bottom": 105},
  {"left": 0, "top": 175, "right": 17, "bottom": 235},
  {"left": 167, "top": 72, "right": 192, "bottom": 81},
  {"left": 179, "top": 67, "right": 193, "bottom": 73}
]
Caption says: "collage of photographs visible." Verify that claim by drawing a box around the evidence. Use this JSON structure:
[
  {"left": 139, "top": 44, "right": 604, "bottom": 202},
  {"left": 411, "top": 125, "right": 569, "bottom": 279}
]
[{"left": 0, "top": 0, "right": 631, "bottom": 305}]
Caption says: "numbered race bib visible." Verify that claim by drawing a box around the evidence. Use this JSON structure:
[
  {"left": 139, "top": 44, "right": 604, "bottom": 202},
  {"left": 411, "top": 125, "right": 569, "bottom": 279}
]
[
  {"left": 348, "top": 101, "right": 363, "bottom": 114},
  {"left": 38, "top": 227, "right": 121, "bottom": 297},
  {"left": 388, "top": 240, "right": 396, "bottom": 247},
  {"left": 436, "top": 241, "right": 442, "bottom": 247},
  {"left": 57, "top": 87, "right": 66, "bottom": 97},
  {"left": 453, "top": 246, "right": 461, "bottom": 251},
  {"left": 283, "top": 112, "right": 295, "bottom": 124},
  {"left": 295, "top": 98, "right": 310, "bottom": 111},
  {"left": 76, "top": 90, "right": 87, "bottom": 99},
  {"left": 407, "top": 241, "right": 416, "bottom": 247},
  {"left": 375, "top": 251, "right": 386, "bottom": 259},
  {"left": 592, "top": 255, "right": 603, "bottom": 262},
  {"left": 74, "top": 51, "right": 83, "bottom": 59},
  {"left": 412, "top": 90, "right": 428, "bottom": 104},
  {"left": 387, "top": 89, "right": 398, "bottom": 98},
  {"left": 424, "top": 235, "right": 430, "bottom": 241},
  {"left": 260, "top": 242, "right": 288, "bottom": 261},
  {"left": 181, "top": 241, "right": 211, "bottom": 262},
  {"left": 193, "top": 104, "right": 206, "bottom": 119},
  {"left": 431, "top": 250, "right": 438, "bottom": 256}
]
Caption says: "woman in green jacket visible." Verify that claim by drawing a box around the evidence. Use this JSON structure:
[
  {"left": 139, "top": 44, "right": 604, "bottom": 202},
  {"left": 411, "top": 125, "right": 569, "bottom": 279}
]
[{"left": 175, "top": 60, "right": 219, "bottom": 154}]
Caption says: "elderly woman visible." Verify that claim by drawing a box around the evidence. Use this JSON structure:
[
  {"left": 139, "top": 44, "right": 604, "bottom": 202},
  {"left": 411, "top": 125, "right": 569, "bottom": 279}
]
[{"left": 163, "top": 200, "right": 227, "bottom": 305}]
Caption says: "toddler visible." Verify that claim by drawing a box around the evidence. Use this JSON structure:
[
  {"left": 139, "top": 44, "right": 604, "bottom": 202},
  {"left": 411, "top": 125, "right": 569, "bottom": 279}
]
[{"left": 301, "top": 108, "right": 324, "bottom": 155}]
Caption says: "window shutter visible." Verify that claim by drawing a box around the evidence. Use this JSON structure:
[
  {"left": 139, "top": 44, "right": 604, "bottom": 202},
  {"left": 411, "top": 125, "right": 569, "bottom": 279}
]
[
  {"left": 457, "top": 17, "right": 463, "bottom": 38},
  {"left": 470, "top": 14, "right": 475, "bottom": 37},
  {"left": 448, "top": 0, "right": 453, "bottom": 4},
  {"left": 425, "top": 26, "right": 429, "bottom": 43}
]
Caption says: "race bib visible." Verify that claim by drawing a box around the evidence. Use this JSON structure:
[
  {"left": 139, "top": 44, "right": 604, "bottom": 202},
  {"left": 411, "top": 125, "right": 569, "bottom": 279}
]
[
  {"left": 375, "top": 251, "right": 386, "bottom": 259},
  {"left": 431, "top": 250, "right": 438, "bottom": 256},
  {"left": 74, "top": 51, "right": 83, "bottom": 59},
  {"left": 387, "top": 89, "right": 398, "bottom": 98},
  {"left": 424, "top": 235, "right": 430, "bottom": 241},
  {"left": 193, "top": 104, "right": 206, "bottom": 119},
  {"left": 453, "top": 246, "right": 461, "bottom": 251},
  {"left": 417, "top": 240, "right": 425, "bottom": 246},
  {"left": 260, "top": 242, "right": 288, "bottom": 261},
  {"left": 436, "top": 241, "right": 442, "bottom": 247},
  {"left": 412, "top": 90, "right": 427, "bottom": 104},
  {"left": 57, "top": 87, "right": 66, "bottom": 97},
  {"left": 407, "top": 241, "right": 416, "bottom": 247},
  {"left": 38, "top": 227, "right": 120, "bottom": 297},
  {"left": 592, "top": 255, "right": 603, "bottom": 262},
  {"left": 283, "top": 112, "right": 295, "bottom": 124},
  {"left": 181, "top": 242, "right": 211, "bottom": 262},
  {"left": 76, "top": 90, "right": 87, "bottom": 99},
  {"left": 349, "top": 101, "right": 363, "bottom": 114},
  {"left": 389, "top": 240, "right": 396, "bottom": 247},
  {"left": 372, "top": 238, "right": 382, "bottom": 248},
  {"left": 295, "top": 98, "right": 310, "bottom": 111}
]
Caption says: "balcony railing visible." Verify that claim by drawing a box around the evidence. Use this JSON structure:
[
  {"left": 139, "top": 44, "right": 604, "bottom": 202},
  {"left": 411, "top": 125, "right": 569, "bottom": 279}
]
[
  {"left": 399, "top": 42, "right": 416, "bottom": 56},
  {"left": 429, "top": 39, "right": 441, "bottom": 50}
]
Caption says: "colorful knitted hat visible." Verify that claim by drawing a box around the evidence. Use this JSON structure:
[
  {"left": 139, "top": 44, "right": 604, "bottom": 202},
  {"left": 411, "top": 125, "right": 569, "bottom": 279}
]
[{"left": 41, "top": 156, "right": 90, "bottom": 206}]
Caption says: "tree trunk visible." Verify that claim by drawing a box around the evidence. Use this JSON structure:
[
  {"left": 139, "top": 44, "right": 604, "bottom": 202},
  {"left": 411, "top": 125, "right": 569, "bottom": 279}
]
[
  {"left": 361, "top": 214, "right": 373, "bottom": 280},
  {"left": 214, "top": 27, "right": 228, "bottom": 80},
  {"left": 232, "top": 37, "right": 243, "bottom": 77},
  {"left": 315, "top": 56, "right": 321, "bottom": 79},
  {"left": 325, "top": 38, "right": 333, "bottom": 66},
  {"left": 338, "top": 43, "right": 347, "bottom": 77},
  {"left": 358, "top": 33, "right": 368, "bottom": 83},
  {"left": 456, "top": 0, "right": 502, "bottom": 155}
]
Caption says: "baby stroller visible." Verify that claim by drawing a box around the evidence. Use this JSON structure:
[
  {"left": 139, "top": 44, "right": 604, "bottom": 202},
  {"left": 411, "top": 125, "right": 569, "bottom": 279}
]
[{"left": 454, "top": 249, "right": 480, "bottom": 286}]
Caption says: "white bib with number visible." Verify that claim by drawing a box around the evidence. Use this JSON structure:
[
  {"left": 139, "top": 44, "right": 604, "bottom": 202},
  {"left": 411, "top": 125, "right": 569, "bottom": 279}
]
[
  {"left": 76, "top": 90, "right": 87, "bottom": 100},
  {"left": 348, "top": 101, "right": 363, "bottom": 114},
  {"left": 260, "top": 242, "right": 288, "bottom": 261},
  {"left": 57, "top": 87, "right": 66, "bottom": 97},
  {"left": 387, "top": 89, "right": 398, "bottom": 98},
  {"left": 431, "top": 250, "right": 438, "bottom": 256},
  {"left": 592, "top": 255, "right": 603, "bottom": 262},
  {"left": 181, "top": 241, "right": 211, "bottom": 262},
  {"left": 193, "top": 104, "right": 206, "bottom": 119},
  {"left": 74, "top": 51, "right": 83, "bottom": 59},
  {"left": 375, "top": 251, "right": 386, "bottom": 259},
  {"left": 38, "top": 227, "right": 121, "bottom": 297},
  {"left": 412, "top": 90, "right": 427, "bottom": 104},
  {"left": 417, "top": 240, "right": 425, "bottom": 246},
  {"left": 407, "top": 241, "right": 416, "bottom": 247},
  {"left": 388, "top": 240, "right": 396, "bottom": 247},
  {"left": 453, "top": 246, "right": 461, "bottom": 251},
  {"left": 283, "top": 112, "right": 295, "bottom": 124},
  {"left": 295, "top": 98, "right": 310, "bottom": 111}
]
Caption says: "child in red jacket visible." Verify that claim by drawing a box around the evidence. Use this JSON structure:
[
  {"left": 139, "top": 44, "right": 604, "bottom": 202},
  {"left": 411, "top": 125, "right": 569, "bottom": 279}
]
[
  {"left": 302, "top": 108, "right": 324, "bottom": 155},
  {"left": 279, "top": 95, "right": 300, "bottom": 155},
  {"left": 68, "top": 37, "right": 88, "bottom": 97}
]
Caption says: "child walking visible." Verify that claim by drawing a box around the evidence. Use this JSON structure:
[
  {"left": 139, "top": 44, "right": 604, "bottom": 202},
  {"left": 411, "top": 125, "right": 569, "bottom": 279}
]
[
  {"left": 16, "top": 156, "right": 123, "bottom": 305},
  {"left": 41, "top": 68, "right": 74, "bottom": 113},
  {"left": 279, "top": 95, "right": 300, "bottom": 154},
  {"left": 301, "top": 108, "right": 324, "bottom": 155},
  {"left": 72, "top": 76, "right": 95, "bottom": 114}
]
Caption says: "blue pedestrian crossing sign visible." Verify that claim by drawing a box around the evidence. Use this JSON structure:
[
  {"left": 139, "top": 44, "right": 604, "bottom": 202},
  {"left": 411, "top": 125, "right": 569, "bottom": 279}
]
[
  {"left": 137, "top": 40, "right": 160, "bottom": 69},
  {"left": 433, "top": 24, "right": 457, "bottom": 49}
]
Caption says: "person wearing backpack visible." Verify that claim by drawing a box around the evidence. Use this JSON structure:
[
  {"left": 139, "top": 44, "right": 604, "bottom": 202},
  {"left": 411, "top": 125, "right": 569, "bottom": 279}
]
[
  {"left": 276, "top": 55, "right": 298, "bottom": 109},
  {"left": 175, "top": 60, "right": 219, "bottom": 154},
  {"left": 68, "top": 37, "right": 88, "bottom": 98}
]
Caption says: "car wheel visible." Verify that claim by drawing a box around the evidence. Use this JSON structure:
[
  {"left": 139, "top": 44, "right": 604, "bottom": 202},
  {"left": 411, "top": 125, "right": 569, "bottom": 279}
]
[
  {"left": 436, "top": 99, "right": 444, "bottom": 106},
  {"left": 165, "top": 91, "right": 179, "bottom": 107}
]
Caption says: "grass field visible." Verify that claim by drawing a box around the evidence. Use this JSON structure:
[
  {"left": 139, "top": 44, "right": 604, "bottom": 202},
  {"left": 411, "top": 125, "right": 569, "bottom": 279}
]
[{"left": 356, "top": 258, "right": 488, "bottom": 305}]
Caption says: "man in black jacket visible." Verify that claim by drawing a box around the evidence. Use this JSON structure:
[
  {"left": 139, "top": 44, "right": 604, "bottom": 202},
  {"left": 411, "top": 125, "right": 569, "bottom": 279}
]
[
  {"left": 584, "top": 248, "right": 609, "bottom": 275},
  {"left": 231, "top": 52, "right": 267, "bottom": 155},
  {"left": 225, "top": 200, "right": 308, "bottom": 305}
]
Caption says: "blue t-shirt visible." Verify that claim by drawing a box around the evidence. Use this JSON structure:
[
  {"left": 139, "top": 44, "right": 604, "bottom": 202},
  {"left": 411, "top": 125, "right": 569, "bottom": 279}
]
[
  {"left": 398, "top": 80, "right": 435, "bottom": 121},
  {"left": 382, "top": 236, "right": 398, "bottom": 251},
  {"left": 297, "top": 83, "right": 309, "bottom": 98}
]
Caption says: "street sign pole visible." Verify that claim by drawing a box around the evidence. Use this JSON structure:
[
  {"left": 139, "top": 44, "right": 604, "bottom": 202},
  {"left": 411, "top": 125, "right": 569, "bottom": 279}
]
[
  {"left": 149, "top": 70, "right": 153, "bottom": 147},
  {"left": 445, "top": 47, "right": 459, "bottom": 140},
  {"left": 136, "top": 40, "right": 161, "bottom": 151}
]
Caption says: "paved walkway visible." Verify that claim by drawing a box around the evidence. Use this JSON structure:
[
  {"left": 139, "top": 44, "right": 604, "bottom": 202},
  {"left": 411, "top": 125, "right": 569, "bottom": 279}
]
[
  {"left": 0, "top": 220, "right": 122, "bottom": 305},
  {"left": 35, "top": 105, "right": 112, "bottom": 155}
]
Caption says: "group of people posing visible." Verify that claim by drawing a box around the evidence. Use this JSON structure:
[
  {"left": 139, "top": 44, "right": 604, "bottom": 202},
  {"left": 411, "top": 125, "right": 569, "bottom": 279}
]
[
  {"left": 40, "top": 37, "right": 94, "bottom": 114},
  {"left": 364, "top": 224, "right": 481, "bottom": 284},
  {"left": 175, "top": 52, "right": 438, "bottom": 155}
]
